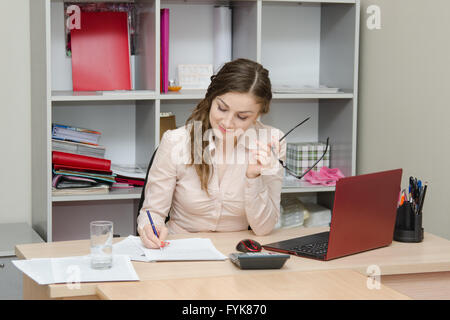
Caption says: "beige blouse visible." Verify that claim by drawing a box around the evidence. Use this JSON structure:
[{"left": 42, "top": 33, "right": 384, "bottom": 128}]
[{"left": 137, "top": 120, "right": 287, "bottom": 236}]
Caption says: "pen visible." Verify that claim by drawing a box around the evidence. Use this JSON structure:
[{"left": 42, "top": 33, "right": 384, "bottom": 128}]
[
  {"left": 417, "top": 183, "right": 428, "bottom": 215},
  {"left": 146, "top": 210, "right": 163, "bottom": 251},
  {"left": 402, "top": 189, "right": 408, "bottom": 202}
]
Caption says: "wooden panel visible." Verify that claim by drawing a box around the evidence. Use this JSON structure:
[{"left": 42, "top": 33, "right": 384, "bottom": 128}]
[
  {"left": 97, "top": 269, "right": 410, "bottom": 300},
  {"left": 382, "top": 272, "right": 450, "bottom": 300}
]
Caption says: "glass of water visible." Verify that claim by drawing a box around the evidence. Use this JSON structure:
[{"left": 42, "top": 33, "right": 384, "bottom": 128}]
[{"left": 90, "top": 221, "right": 113, "bottom": 269}]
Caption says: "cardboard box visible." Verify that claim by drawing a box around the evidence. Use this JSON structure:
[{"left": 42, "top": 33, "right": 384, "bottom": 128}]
[
  {"left": 160, "top": 112, "right": 176, "bottom": 141},
  {"left": 286, "top": 141, "right": 330, "bottom": 176}
]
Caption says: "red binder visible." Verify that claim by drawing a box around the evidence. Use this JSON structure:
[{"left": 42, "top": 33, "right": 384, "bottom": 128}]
[
  {"left": 52, "top": 151, "right": 111, "bottom": 171},
  {"left": 71, "top": 11, "right": 131, "bottom": 91},
  {"left": 53, "top": 164, "right": 112, "bottom": 175},
  {"left": 115, "top": 177, "right": 145, "bottom": 187}
]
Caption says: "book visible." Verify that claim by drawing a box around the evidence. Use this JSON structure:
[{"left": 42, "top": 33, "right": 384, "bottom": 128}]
[
  {"left": 52, "top": 151, "right": 111, "bottom": 171},
  {"left": 52, "top": 174, "right": 100, "bottom": 189},
  {"left": 160, "top": 9, "right": 169, "bottom": 93},
  {"left": 71, "top": 11, "right": 132, "bottom": 91},
  {"left": 52, "top": 124, "right": 101, "bottom": 145},
  {"left": 53, "top": 164, "right": 112, "bottom": 175},
  {"left": 52, "top": 139, "right": 106, "bottom": 158},
  {"left": 53, "top": 169, "right": 116, "bottom": 184},
  {"left": 52, "top": 184, "right": 110, "bottom": 196}
]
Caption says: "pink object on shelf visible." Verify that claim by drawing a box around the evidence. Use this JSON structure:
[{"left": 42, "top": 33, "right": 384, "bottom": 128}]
[
  {"left": 303, "top": 167, "right": 345, "bottom": 186},
  {"left": 160, "top": 8, "right": 169, "bottom": 93}
]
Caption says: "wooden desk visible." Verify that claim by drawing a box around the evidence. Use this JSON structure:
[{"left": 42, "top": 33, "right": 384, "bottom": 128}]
[
  {"left": 15, "top": 226, "right": 450, "bottom": 300},
  {"left": 96, "top": 269, "right": 410, "bottom": 300}
]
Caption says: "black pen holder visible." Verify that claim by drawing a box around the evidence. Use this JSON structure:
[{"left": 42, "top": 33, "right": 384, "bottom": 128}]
[{"left": 394, "top": 202, "right": 424, "bottom": 243}]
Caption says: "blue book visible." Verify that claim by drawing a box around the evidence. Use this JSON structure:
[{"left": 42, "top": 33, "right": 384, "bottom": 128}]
[{"left": 52, "top": 124, "right": 101, "bottom": 145}]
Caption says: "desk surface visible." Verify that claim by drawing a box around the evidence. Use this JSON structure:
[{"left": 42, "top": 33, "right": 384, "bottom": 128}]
[
  {"left": 96, "top": 269, "right": 410, "bottom": 300},
  {"left": 15, "top": 226, "right": 450, "bottom": 299}
]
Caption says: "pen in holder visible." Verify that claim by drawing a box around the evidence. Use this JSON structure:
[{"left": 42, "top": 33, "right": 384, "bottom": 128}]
[{"left": 394, "top": 201, "right": 424, "bottom": 243}]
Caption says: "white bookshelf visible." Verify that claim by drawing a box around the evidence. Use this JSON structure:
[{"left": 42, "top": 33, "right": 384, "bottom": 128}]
[
  {"left": 30, "top": 0, "right": 360, "bottom": 241},
  {"left": 52, "top": 187, "right": 144, "bottom": 202},
  {"left": 51, "top": 90, "right": 158, "bottom": 102}
]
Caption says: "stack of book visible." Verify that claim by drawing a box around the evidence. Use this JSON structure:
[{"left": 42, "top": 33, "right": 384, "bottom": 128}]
[
  {"left": 52, "top": 139, "right": 106, "bottom": 158},
  {"left": 52, "top": 123, "right": 102, "bottom": 145},
  {"left": 51, "top": 124, "right": 113, "bottom": 195},
  {"left": 52, "top": 151, "right": 115, "bottom": 195}
]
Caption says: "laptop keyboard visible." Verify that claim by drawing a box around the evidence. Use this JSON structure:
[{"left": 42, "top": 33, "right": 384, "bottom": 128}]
[{"left": 290, "top": 241, "right": 328, "bottom": 256}]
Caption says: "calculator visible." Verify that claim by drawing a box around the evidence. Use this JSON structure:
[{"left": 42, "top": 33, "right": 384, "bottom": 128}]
[{"left": 229, "top": 252, "right": 290, "bottom": 269}]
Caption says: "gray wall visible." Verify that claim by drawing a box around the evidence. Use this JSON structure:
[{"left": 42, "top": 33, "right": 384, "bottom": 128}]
[
  {"left": 0, "top": 0, "right": 31, "bottom": 224},
  {"left": 0, "top": 0, "right": 449, "bottom": 240},
  {"left": 358, "top": 0, "right": 450, "bottom": 239}
]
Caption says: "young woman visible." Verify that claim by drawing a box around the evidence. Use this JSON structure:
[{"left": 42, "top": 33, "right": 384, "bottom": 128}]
[{"left": 137, "top": 58, "right": 286, "bottom": 249}]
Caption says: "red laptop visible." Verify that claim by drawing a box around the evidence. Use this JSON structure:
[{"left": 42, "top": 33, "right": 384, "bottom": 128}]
[{"left": 263, "top": 169, "right": 402, "bottom": 261}]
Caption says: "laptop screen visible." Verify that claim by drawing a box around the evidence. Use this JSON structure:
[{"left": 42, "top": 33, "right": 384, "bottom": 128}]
[{"left": 326, "top": 169, "right": 402, "bottom": 260}]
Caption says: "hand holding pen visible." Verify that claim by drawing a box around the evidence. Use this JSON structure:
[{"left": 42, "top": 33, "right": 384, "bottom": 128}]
[{"left": 138, "top": 210, "right": 169, "bottom": 250}]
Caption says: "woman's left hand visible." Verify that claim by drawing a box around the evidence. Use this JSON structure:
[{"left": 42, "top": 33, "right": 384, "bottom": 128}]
[{"left": 246, "top": 136, "right": 281, "bottom": 179}]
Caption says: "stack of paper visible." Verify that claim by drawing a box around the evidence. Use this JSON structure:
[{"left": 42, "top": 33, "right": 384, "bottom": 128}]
[
  {"left": 113, "top": 236, "right": 228, "bottom": 262},
  {"left": 12, "top": 255, "right": 139, "bottom": 285},
  {"left": 111, "top": 164, "right": 147, "bottom": 187}
]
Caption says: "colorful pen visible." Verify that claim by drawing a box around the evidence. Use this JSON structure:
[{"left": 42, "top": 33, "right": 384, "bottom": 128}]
[
  {"left": 417, "top": 183, "right": 428, "bottom": 215},
  {"left": 146, "top": 210, "right": 163, "bottom": 251}
]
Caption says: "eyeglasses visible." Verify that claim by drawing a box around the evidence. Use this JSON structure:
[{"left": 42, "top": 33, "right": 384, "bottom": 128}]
[{"left": 272, "top": 116, "right": 330, "bottom": 180}]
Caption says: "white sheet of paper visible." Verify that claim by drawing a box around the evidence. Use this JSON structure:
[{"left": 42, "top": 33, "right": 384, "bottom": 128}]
[
  {"left": 113, "top": 236, "right": 148, "bottom": 262},
  {"left": 114, "top": 236, "right": 228, "bottom": 262},
  {"left": 135, "top": 237, "right": 228, "bottom": 262},
  {"left": 12, "top": 255, "right": 139, "bottom": 285}
]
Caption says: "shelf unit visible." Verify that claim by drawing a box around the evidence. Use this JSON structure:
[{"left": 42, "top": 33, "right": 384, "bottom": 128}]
[{"left": 31, "top": 0, "right": 360, "bottom": 241}]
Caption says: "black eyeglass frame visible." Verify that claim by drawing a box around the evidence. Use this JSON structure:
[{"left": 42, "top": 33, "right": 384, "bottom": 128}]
[{"left": 272, "top": 117, "right": 330, "bottom": 180}]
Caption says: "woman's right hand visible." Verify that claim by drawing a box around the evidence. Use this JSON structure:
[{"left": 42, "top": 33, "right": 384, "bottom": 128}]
[{"left": 138, "top": 223, "right": 169, "bottom": 249}]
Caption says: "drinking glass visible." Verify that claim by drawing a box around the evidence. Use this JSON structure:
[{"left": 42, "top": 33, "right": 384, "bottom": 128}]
[{"left": 90, "top": 221, "right": 113, "bottom": 269}]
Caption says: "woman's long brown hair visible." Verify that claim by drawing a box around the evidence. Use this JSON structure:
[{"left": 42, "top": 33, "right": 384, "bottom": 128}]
[{"left": 185, "top": 59, "right": 272, "bottom": 196}]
